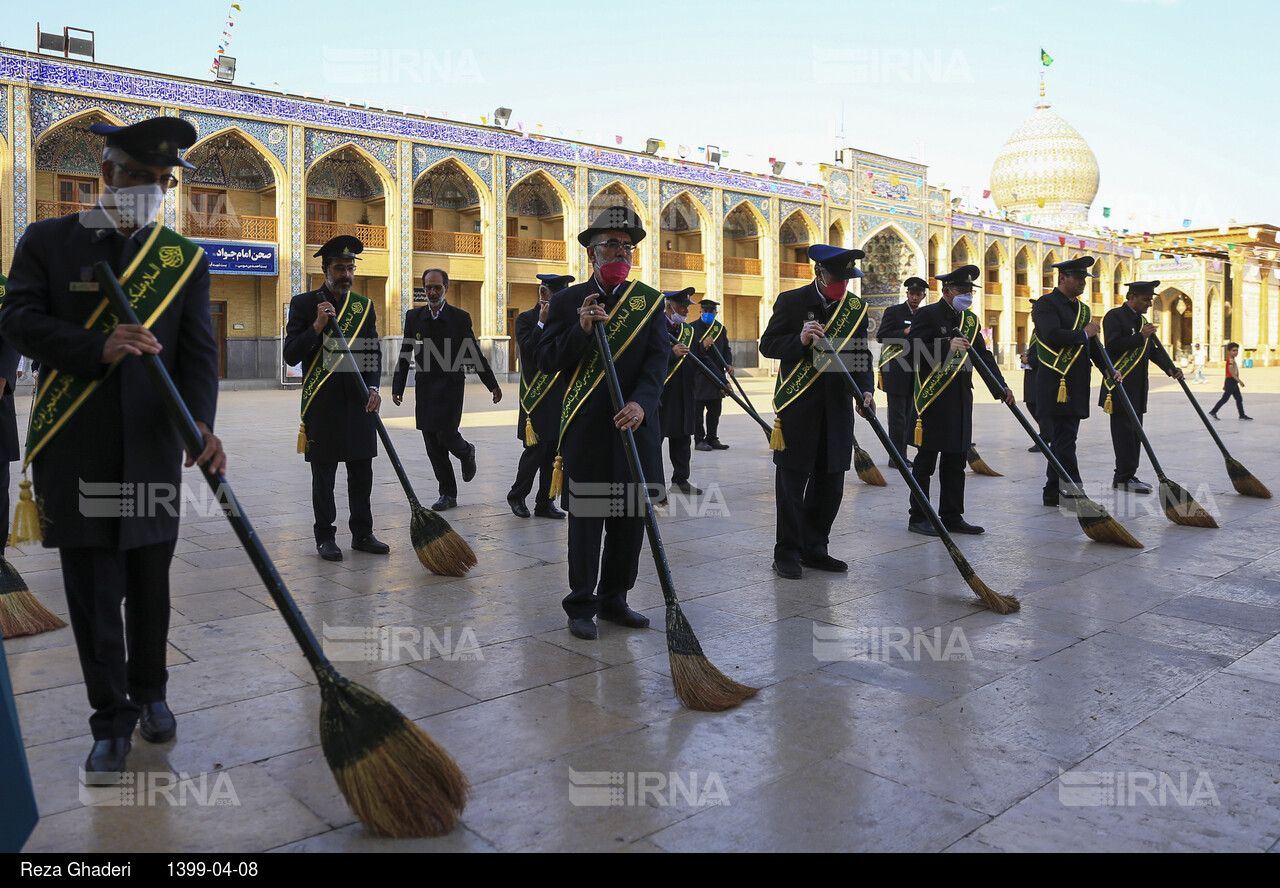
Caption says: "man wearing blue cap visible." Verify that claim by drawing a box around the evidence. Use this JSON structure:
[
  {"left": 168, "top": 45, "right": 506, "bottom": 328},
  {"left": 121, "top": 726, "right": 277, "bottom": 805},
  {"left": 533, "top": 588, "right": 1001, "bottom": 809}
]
[
  {"left": 760, "top": 244, "right": 875, "bottom": 579},
  {"left": 659, "top": 288, "right": 702, "bottom": 504},
  {"left": 508, "top": 274, "right": 572, "bottom": 518},
  {"left": 877, "top": 277, "right": 929, "bottom": 467},
  {"left": 692, "top": 299, "right": 733, "bottom": 452},
  {"left": 0, "top": 116, "right": 223, "bottom": 780},
  {"left": 1031, "top": 256, "right": 1118, "bottom": 507},
  {"left": 1101, "top": 281, "right": 1182, "bottom": 494}
]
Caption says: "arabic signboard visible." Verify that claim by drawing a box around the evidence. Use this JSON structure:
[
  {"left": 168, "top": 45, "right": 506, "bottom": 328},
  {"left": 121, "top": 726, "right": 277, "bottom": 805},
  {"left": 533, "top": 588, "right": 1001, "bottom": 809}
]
[{"left": 196, "top": 241, "right": 278, "bottom": 276}]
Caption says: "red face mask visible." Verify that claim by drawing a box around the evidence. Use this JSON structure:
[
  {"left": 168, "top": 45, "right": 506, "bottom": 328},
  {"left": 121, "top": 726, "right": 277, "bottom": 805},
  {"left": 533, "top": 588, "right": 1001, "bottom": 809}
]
[
  {"left": 821, "top": 278, "right": 847, "bottom": 299},
  {"left": 598, "top": 261, "right": 631, "bottom": 288}
]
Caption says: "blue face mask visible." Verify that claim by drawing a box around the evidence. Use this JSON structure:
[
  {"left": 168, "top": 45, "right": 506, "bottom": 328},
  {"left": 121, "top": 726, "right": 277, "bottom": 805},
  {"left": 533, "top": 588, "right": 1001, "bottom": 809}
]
[{"left": 701, "top": 313, "right": 716, "bottom": 325}]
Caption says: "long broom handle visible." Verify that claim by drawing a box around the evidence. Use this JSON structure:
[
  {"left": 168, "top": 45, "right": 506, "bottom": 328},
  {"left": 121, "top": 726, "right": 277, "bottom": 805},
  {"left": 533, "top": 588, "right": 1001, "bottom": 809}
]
[
  {"left": 94, "top": 262, "right": 331, "bottom": 675},
  {"left": 324, "top": 318, "right": 423, "bottom": 510},
  {"left": 669, "top": 333, "right": 771, "bottom": 436},
  {"left": 698, "top": 333, "right": 755, "bottom": 411},
  {"left": 1151, "top": 338, "right": 1233, "bottom": 459},
  {"left": 593, "top": 322, "right": 680, "bottom": 608},
  {"left": 1094, "top": 344, "right": 1169, "bottom": 479}
]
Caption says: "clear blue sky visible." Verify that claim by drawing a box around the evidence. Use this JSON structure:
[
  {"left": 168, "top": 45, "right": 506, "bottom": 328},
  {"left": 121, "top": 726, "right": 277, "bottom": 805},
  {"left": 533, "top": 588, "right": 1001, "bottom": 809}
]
[{"left": 4, "top": 0, "right": 1274, "bottom": 233}]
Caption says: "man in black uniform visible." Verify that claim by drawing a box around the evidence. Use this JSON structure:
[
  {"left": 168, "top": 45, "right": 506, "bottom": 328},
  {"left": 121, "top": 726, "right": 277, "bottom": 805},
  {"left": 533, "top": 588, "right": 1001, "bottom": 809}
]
[
  {"left": 1031, "top": 256, "right": 1118, "bottom": 507},
  {"left": 535, "top": 207, "right": 668, "bottom": 640},
  {"left": 877, "top": 276, "right": 928, "bottom": 467},
  {"left": 392, "top": 268, "right": 502, "bottom": 511},
  {"left": 0, "top": 270, "right": 19, "bottom": 543},
  {"left": 658, "top": 288, "right": 701, "bottom": 504},
  {"left": 0, "top": 117, "right": 224, "bottom": 778},
  {"left": 284, "top": 236, "right": 388, "bottom": 561},
  {"left": 507, "top": 273, "right": 571, "bottom": 519},
  {"left": 1101, "top": 280, "right": 1183, "bottom": 494},
  {"left": 906, "top": 266, "right": 1014, "bottom": 536},
  {"left": 692, "top": 299, "right": 733, "bottom": 451},
  {"left": 760, "top": 244, "right": 875, "bottom": 579}
]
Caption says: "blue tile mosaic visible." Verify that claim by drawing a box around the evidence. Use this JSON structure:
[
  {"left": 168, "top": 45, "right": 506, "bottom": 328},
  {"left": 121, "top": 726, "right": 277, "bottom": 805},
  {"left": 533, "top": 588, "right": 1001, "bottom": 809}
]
[{"left": 181, "top": 111, "right": 288, "bottom": 167}]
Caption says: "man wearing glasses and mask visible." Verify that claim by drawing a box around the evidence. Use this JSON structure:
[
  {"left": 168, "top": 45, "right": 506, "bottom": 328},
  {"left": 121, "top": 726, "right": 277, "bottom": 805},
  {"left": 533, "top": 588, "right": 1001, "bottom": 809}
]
[
  {"left": 0, "top": 117, "right": 223, "bottom": 781},
  {"left": 535, "top": 207, "right": 669, "bottom": 640}
]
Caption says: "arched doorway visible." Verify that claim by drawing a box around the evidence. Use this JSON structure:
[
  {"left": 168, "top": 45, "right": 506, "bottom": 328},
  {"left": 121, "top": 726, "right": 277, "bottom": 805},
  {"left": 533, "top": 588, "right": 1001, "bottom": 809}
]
[
  {"left": 1155, "top": 287, "right": 1193, "bottom": 359},
  {"left": 779, "top": 210, "right": 816, "bottom": 281}
]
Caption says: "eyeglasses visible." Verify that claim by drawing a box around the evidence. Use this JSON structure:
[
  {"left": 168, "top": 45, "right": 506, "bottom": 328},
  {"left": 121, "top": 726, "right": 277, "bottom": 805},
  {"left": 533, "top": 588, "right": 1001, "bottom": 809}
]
[
  {"left": 591, "top": 240, "right": 636, "bottom": 257},
  {"left": 114, "top": 164, "right": 179, "bottom": 189}
]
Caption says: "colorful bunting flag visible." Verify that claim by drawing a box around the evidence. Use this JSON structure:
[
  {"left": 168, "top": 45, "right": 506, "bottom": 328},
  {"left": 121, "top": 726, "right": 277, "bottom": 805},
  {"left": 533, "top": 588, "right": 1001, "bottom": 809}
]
[{"left": 1041, "top": 48, "right": 1054, "bottom": 67}]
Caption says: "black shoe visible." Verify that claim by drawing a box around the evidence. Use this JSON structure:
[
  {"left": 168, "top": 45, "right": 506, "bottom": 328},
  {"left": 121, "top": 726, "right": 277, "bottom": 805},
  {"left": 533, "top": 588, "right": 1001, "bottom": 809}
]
[
  {"left": 461, "top": 444, "right": 477, "bottom": 483},
  {"left": 1113, "top": 478, "right": 1153, "bottom": 495},
  {"left": 599, "top": 605, "right": 651, "bottom": 629},
  {"left": 709, "top": 439, "right": 730, "bottom": 451},
  {"left": 352, "top": 535, "right": 390, "bottom": 554},
  {"left": 84, "top": 738, "right": 131, "bottom": 784},
  {"left": 1028, "top": 444, "right": 1043, "bottom": 453},
  {"left": 533, "top": 502, "right": 565, "bottom": 519},
  {"left": 139, "top": 701, "right": 176, "bottom": 743},
  {"left": 772, "top": 560, "right": 802, "bottom": 579},
  {"left": 672, "top": 482, "right": 703, "bottom": 496},
  {"left": 1042, "top": 496, "right": 1061, "bottom": 508},
  {"left": 1209, "top": 412, "right": 1220, "bottom": 421},
  {"left": 800, "top": 553, "right": 848, "bottom": 573},
  {"left": 1240, "top": 415, "right": 1254, "bottom": 421},
  {"left": 431, "top": 496, "right": 457, "bottom": 512},
  {"left": 903, "top": 458, "right": 914, "bottom": 469},
  {"left": 944, "top": 520, "right": 985, "bottom": 535},
  {"left": 508, "top": 496, "right": 531, "bottom": 518},
  {"left": 567, "top": 617, "right": 598, "bottom": 640},
  {"left": 317, "top": 540, "right": 343, "bottom": 562},
  {"left": 695, "top": 441, "right": 714, "bottom": 452},
  {"left": 908, "top": 522, "right": 939, "bottom": 536}
]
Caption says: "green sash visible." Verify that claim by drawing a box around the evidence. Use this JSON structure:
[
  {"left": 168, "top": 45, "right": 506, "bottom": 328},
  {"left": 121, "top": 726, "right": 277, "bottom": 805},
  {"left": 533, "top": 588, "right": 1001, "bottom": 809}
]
[
  {"left": 699, "top": 318, "right": 725, "bottom": 349},
  {"left": 299, "top": 290, "right": 372, "bottom": 423},
  {"left": 1101, "top": 325, "right": 1150, "bottom": 396},
  {"left": 0, "top": 273, "right": 6, "bottom": 304},
  {"left": 23, "top": 225, "right": 204, "bottom": 468},
  {"left": 1033, "top": 300, "right": 1091, "bottom": 403},
  {"left": 913, "top": 309, "right": 981, "bottom": 417},
  {"left": 665, "top": 321, "right": 696, "bottom": 384},
  {"left": 772, "top": 294, "right": 869, "bottom": 414},
  {"left": 520, "top": 335, "right": 561, "bottom": 446}
]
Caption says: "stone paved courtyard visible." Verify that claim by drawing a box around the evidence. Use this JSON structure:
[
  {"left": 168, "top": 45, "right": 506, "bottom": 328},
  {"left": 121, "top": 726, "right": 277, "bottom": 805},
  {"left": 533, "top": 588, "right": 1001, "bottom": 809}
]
[{"left": 6, "top": 368, "right": 1280, "bottom": 853}]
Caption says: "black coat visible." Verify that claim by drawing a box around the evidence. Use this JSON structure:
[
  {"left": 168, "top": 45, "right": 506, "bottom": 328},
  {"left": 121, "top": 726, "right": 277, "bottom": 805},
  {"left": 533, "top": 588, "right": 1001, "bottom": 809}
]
[
  {"left": 284, "top": 285, "right": 381, "bottom": 463},
  {"left": 1099, "top": 303, "right": 1177, "bottom": 415},
  {"left": 1031, "top": 288, "right": 1109, "bottom": 419},
  {"left": 690, "top": 317, "right": 733, "bottom": 401},
  {"left": 0, "top": 335, "right": 19, "bottom": 464},
  {"left": 514, "top": 304, "right": 565, "bottom": 442},
  {"left": 876, "top": 300, "right": 919, "bottom": 397},
  {"left": 391, "top": 302, "right": 497, "bottom": 432},
  {"left": 0, "top": 216, "right": 219, "bottom": 549},
  {"left": 908, "top": 299, "right": 1007, "bottom": 454},
  {"left": 534, "top": 277, "right": 668, "bottom": 495},
  {"left": 660, "top": 317, "right": 697, "bottom": 438},
  {"left": 759, "top": 282, "right": 873, "bottom": 473}
]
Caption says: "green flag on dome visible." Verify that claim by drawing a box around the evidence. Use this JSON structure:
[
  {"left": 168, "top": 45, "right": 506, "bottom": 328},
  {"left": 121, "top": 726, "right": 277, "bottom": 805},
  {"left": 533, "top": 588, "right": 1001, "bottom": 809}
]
[{"left": 1041, "top": 48, "right": 1054, "bottom": 67}]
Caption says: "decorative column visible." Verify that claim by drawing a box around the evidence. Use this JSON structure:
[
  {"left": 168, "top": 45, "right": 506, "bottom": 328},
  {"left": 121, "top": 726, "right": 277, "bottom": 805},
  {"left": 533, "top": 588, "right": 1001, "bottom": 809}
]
[
  {"left": 574, "top": 165, "right": 588, "bottom": 282},
  {"left": 398, "top": 140, "right": 413, "bottom": 332},
  {"left": 289, "top": 125, "right": 305, "bottom": 299},
  {"left": 646, "top": 176, "right": 659, "bottom": 290},
  {"left": 13, "top": 86, "right": 30, "bottom": 243},
  {"left": 710, "top": 186, "right": 723, "bottom": 302}
]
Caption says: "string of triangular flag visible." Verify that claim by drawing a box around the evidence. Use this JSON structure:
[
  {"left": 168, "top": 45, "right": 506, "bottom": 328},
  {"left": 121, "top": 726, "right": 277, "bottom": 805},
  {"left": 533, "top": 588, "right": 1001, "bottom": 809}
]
[{"left": 209, "top": 4, "right": 242, "bottom": 76}]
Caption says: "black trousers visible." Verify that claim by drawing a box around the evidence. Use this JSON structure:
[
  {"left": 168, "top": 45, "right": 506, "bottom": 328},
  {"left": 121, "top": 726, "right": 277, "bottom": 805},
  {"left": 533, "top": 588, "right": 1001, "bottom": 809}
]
[
  {"left": 0, "top": 461, "right": 8, "bottom": 553},
  {"left": 311, "top": 459, "right": 374, "bottom": 544},
  {"left": 665, "top": 435, "right": 692, "bottom": 487},
  {"left": 1039, "top": 414, "right": 1082, "bottom": 496},
  {"left": 509, "top": 438, "right": 556, "bottom": 507},
  {"left": 774, "top": 467, "right": 845, "bottom": 565},
  {"left": 885, "top": 392, "right": 917, "bottom": 461},
  {"left": 695, "top": 399, "right": 723, "bottom": 443},
  {"left": 1211, "top": 379, "right": 1245, "bottom": 417},
  {"left": 909, "top": 449, "right": 967, "bottom": 524},
  {"left": 60, "top": 540, "right": 177, "bottom": 740},
  {"left": 563, "top": 514, "right": 646, "bottom": 620},
  {"left": 1110, "top": 409, "right": 1143, "bottom": 482},
  {"left": 422, "top": 428, "right": 470, "bottom": 499}
]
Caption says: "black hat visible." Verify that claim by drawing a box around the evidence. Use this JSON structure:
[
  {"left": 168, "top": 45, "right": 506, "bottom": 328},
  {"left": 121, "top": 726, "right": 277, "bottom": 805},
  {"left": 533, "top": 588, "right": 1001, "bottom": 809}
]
[
  {"left": 808, "top": 244, "right": 866, "bottom": 281},
  {"left": 313, "top": 235, "right": 364, "bottom": 260},
  {"left": 1053, "top": 256, "right": 1095, "bottom": 277},
  {"left": 1125, "top": 280, "right": 1160, "bottom": 297},
  {"left": 90, "top": 117, "right": 198, "bottom": 170},
  {"left": 903, "top": 277, "right": 929, "bottom": 291},
  {"left": 699, "top": 300, "right": 720, "bottom": 310},
  {"left": 578, "top": 206, "right": 646, "bottom": 248},
  {"left": 663, "top": 288, "right": 696, "bottom": 306},
  {"left": 935, "top": 265, "right": 981, "bottom": 289},
  {"left": 536, "top": 273, "right": 575, "bottom": 294}
]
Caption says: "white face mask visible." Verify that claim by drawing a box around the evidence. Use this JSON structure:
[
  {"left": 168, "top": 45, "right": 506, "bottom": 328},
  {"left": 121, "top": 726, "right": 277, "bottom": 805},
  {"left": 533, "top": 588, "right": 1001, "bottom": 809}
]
[
  {"left": 106, "top": 183, "right": 165, "bottom": 229},
  {"left": 952, "top": 292, "right": 974, "bottom": 312}
]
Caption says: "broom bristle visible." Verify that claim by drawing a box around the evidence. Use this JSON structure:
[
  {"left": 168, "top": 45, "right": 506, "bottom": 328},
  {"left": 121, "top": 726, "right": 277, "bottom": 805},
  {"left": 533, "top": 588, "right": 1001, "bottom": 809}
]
[
  {"left": 1159, "top": 478, "right": 1219, "bottom": 529},
  {"left": 665, "top": 603, "right": 757, "bottom": 711},
  {"left": 854, "top": 447, "right": 888, "bottom": 487},
  {"left": 1225, "top": 457, "right": 1272, "bottom": 499},
  {"left": 964, "top": 574, "right": 1020, "bottom": 614},
  {"left": 1077, "top": 510, "right": 1145, "bottom": 549},
  {"left": 966, "top": 447, "right": 1003, "bottom": 477},
  {"left": 319, "top": 671, "right": 467, "bottom": 837},
  {"left": 0, "top": 559, "right": 68, "bottom": 638},
  {"left": 410, "top": 506, "right": 477, "bottom": 577}
]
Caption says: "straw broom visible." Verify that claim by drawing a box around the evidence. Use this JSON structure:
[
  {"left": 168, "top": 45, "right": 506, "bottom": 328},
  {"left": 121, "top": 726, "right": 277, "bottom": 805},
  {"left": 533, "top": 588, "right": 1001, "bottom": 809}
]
[
  {"left": 602, "top": 324, "right": 757, "bottom": 710},
  {"left": 1096, "top": 346, "right": 1218, "bottom": 528},
  {"left": 968, "top": 352, "right": 1142, "bottom": 548},
  {"left": 966, "top": 445, "right": 1002, "bottom": 477},
  {"left": 1152, "top": 339, "right": 1270, "bottom": 499},
  {"left": 324, "top": 319, "right": 476, "bottom": 576},
  {"left": 815, "top": 333, "right": 1018, "bottom": 613},
  {"left": 97, "top": 262, "right": 466, "bottom": 836}
]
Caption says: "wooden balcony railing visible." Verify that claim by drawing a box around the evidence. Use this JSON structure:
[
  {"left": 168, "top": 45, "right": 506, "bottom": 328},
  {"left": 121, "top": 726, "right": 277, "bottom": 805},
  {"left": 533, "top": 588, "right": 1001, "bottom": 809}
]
[
  {"left": 661, "top": 251, "right": 705, "bottom": 272},
  {"left": 413, "top": 229, "right": 483, "bottom": 255},
  {"left": 36, "top": 200, "right": 95, "bottom": 220},
  {"left": 507, "top": 237, "right": 566, "bottom": 261},
  {"left": 1015, "top": 285, "right": 1030, "bottom": 299},
  {"left": 184, "top": 212, "right": 277, "bottom": 242},
  {"left": 307, "top": 221, "right": 387, "bottom": 250},
  {"left": 780, "top": 261, "right": 811, "bottom": 279},
  {"left": 724, "top": 256, "right": 762, "bottom": 276},
  {"left": 985, "top": 281, "right": 1003, "bottom": 296}
]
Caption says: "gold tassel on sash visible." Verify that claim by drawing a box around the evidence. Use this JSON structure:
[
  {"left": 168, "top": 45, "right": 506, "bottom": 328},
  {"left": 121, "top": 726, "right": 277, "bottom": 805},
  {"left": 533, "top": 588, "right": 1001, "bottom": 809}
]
[
  {"left": 524, "top": 417, "right": 538, "bottom": 447},
  {"left": 11, "top": 476, "right": 43, "bottom": 545},
  {"left": 1057, "top": 377, "right": 1069, "bottom": 403},
  {"left": 1104, "top": 393, "right": 1113, "bottom": 415},
  {"left": 877, "top": 371, "right": 884, "bottom": 392},
  {"left": 914, "top": 417, "right": 924, "bottom": 447},
  {"left": 549, "top": 455, "right": 564, "bottom": 498},
  {"left": 297, "top": 422, "right": 307, "bottom": 454},
  {"left": 770, "top": 416, "right": 786, "bottom": 451}
]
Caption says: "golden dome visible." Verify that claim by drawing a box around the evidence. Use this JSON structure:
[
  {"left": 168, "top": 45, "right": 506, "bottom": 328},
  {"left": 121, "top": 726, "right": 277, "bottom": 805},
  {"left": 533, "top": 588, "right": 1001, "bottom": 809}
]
[{"left": 991, "top": 104, "right": 1099, "bottom": 232}]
